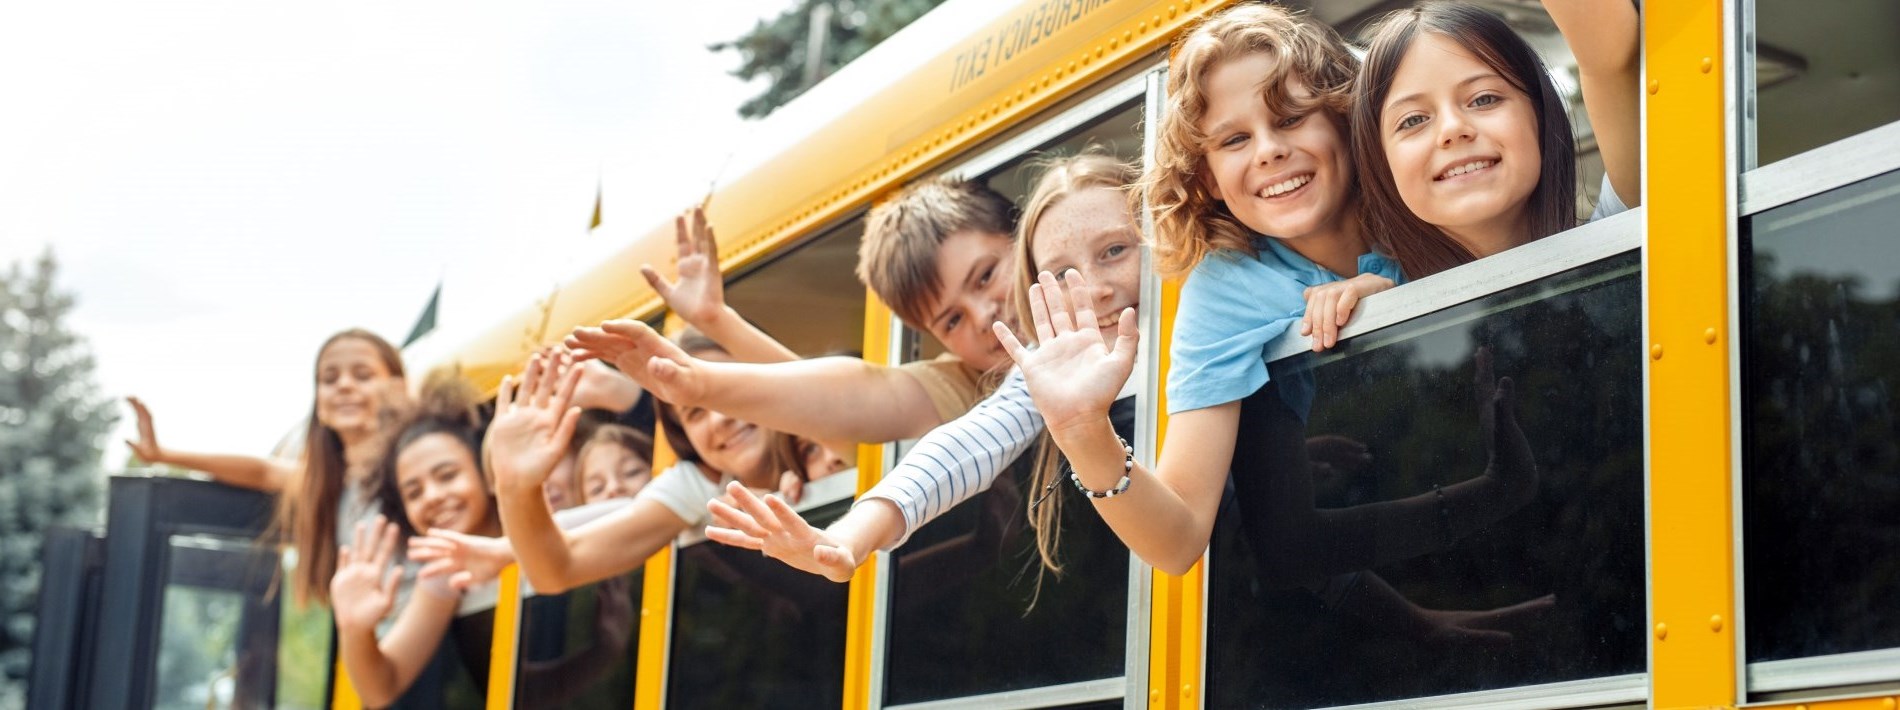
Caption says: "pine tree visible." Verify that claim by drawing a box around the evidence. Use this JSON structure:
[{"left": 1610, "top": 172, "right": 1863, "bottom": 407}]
[
  {"left": 0, "top": 249, "right": 116, "bottom": 708},
  {"left": 713, "top": 0, "right": 949, "bottom": 118}
]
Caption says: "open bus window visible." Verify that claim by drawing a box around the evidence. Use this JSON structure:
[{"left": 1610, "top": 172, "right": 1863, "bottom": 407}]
[
  {"left": 1749, "top": 0, "right": 1900, "bottom": 167},
  {"left": 511, "top": 570, "right": 644, "bottom": 709},
  {"left": 1742, "top": 168, "right": 1900, "bottom": 669},
  {"left": 1206, "top": 250, "right": 1646, "bottom": 707},
  {"left": 880, "top": 98, "right": 1142, "bottom": 706}
]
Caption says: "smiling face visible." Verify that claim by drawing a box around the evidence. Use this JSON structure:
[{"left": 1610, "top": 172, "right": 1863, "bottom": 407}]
[
  {"left": 580, "top": 442, "right": 653, "bottom": 504},
  {"left": 921, "top": 229, "right": 1016, "bottom": 371},
  {"left": 1378, "top": 32, "right": 1541, "bottom": 253},
  {"left": 395, "top": 432, "right": 493, "bottom": 536},
  {"left": 314, "top": 337, "right": 399, "bottom": 437},
  {"left": 1028, "top": 185, "right": 1142, "bottom": 342},
  {"left": 675, "top": 350, "right": 774, "bottom": 487},
  {"left": 1198, "top": 52, "right": 1356, "bottom": 249}
]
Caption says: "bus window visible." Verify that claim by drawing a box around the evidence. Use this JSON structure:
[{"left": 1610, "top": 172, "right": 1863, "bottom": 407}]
[
  {"left": 1206, "top": 248, "right": 1647, "bottom": 707},
  {"left": 880, "top": 99, "right": 1142, "bottom": 706},
  {"left": 667, "top": 487, "right": 855, "bottom": 709},
  {"left": 511, "top": 570, "right": 643, "bottom": 708},
  {"left": 723, "top": 214, "right": 868, "bottom": 358},
  {"left": 1749, "top": 0, "right": 1900, "bottom": 167},
  {"left": 1742, "top": 168, "right": 1900, "bottom": 688}
]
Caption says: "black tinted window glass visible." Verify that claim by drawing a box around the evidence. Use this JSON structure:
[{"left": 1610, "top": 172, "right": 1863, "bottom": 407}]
[
  {"left": 1751, "top": 0, "right": 1900, "bottom": 165},
  {"left": 512, "top": 570, "right": 643, "bottom": 708},
  {"left": 1743, "top": 169, "right": 1900, "bottom": 662},
  {"left": 881, "top": 401, "right": 1134, "bottom": 705},
  {"left": 1207, "top": 253, "right": 1646, "bottom": 707},
  {"left": 666, "top": 500, "right": 852, "bottom": 709}
]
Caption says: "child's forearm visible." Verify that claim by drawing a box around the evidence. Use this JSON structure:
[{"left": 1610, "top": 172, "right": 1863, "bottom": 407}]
[
  {"left": 152, "top": 449, "right": 292, "bottom": 492},
  {"left": 337, "top": 625, "right": 403, "bottom": 707},
  {"left": 825, "top": 498, "right": 907, "bottom": 562},
  {"left": 1050, "top": 404, "right": 1240, "bottom": 575},
  {"left": 693, "top": 305, "right": 800, "bottom": 364},
  {"left": 693, "top": 356, "right": 946, "bottom": 443},
  {"left": 497, "top": 487, "right": 583, "bottom": 594},
  {"left": 860, "top": 372, "right": 1043, "bottom": 546},
  {"left": 1545, "top": 0, "right": 1641, "bottom": 207}
]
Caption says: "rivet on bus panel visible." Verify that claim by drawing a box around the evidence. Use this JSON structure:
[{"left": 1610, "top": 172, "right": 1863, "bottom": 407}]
[
  {"left": 1123, "top": 30, "right": 1133, "bottom": 43},
  {"left": 1701, "top": 57, "right": 1713, "bottom": 74},
  {"left": 1654, "top": 622, "right": 1668, "bottom": 640},
  {"left": 1704, "top": 328, "right": 1717, "bottom": 344},
  {"left": 1152, "top": 15, "right": 1161, "bottom": 28},
  {"left": 1137, "top": 21, "right": 1147, "bottom": 32},
  {"left": 1651, "top": 344, "right": 1664, "bottom": 360},
  {"left": 1067, "top": 61, "right": 1076, "bottom": 75},
  {"left": 1648, "top": 80, "right": 1660, "bottom": 95},
  {"left": 1168, "top": 5, "right": 1177, "bottom": 18},
  {"left": 1181, "top": 683, "right": 1193, "bottom": 699},
  {"left": 1149, "top": 689, "right": 1161, "bottom": 705},
  {"left": 1710, "top": 614, "right": 1724, "bottom": 632},
  {"left": 1883, "top": 697, "right": 1896, "bottom": 710}
]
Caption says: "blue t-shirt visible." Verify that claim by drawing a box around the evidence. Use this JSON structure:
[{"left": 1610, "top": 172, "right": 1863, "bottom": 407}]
[{"left": 1166, "top": 238, "right": 1404, "bottom": 415}]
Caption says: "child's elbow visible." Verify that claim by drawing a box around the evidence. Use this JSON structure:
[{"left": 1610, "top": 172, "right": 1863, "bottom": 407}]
[{"left": 526, "top": 570, "right": 574, "bottom": 596}]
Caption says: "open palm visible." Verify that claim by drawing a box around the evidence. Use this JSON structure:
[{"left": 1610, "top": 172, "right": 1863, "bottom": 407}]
[
  {"left": 707, "top": 483, "right": 859, "bottom": 582},
  {"left": 566, "top": 320, "right": 707, "bottom": 406},
  {"left": 641, "top": 207, "right": 726, "bottom": 325},
  {"left": 995, "top": 270, "right": 1138, "bottom": 436},
  {"left": 331, "top": 517, "right": 403, "bottom": 632},
  {"left": 488, "top": 351, "right": 584, "bottom": 496}
]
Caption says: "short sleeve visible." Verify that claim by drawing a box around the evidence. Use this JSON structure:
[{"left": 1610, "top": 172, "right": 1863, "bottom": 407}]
[
  {"left": 896, "top": 354, "right": 986, "bottom": 422},
  {"left": 1589, "top": 171, "right": 1630, "bottom": 222},
  {"left": 633, "top": 461, "right": 721, "bottom": 528},
  {"left": 1165, "top": 252, "right": 1307, "bottom": 414}
]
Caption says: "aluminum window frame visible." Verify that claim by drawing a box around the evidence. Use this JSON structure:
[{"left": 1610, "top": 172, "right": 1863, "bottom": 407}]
[{"left": 868, "top": 60, "right": 1163, "bottom": 710}]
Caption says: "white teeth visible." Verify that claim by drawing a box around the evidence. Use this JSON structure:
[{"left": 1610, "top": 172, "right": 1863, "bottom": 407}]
[
  {"left": 1438, "top": 160, "right": 1495, "bottom": 180},
  {"left": 1262, "top": 174, "right": 1312, "bottom": 197}
]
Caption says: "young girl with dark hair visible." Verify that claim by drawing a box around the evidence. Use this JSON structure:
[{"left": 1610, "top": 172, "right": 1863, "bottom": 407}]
[{"left": 1351, "top": 0, "right": 1639, "bottom": 278}]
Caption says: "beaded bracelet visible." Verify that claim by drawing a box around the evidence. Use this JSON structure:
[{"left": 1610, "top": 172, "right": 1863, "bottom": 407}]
[{"left": 1069, "top": 433, "right": 1135, "bottom": 499}]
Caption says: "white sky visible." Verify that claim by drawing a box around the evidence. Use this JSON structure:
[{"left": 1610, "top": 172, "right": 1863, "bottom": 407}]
[{"left": 0, "top": 0, "right": 794, "bottom": 467}]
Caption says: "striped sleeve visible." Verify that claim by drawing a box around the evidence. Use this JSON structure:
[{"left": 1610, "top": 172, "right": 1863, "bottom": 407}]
[{"left": 858, "top": 369, "right": 1044, "bottom": 550}]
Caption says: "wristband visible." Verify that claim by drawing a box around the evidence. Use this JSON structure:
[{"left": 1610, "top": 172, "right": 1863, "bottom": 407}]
[{"left": 1069, "top": 433, "right": 1134, "bottom": 499}]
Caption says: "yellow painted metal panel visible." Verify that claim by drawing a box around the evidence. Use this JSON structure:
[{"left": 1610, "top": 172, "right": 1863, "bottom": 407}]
[
  {"left": 1146, "top": 275, "right": 1205, "bottom": 710},
  {"left": 843, "top": 293, "right": 896, "bottom": 710},
  {"left": 485, "top": 564, "right": 521, "bottom": 710},
  {"left": 331, "top": 657, "right": 362, "bottom": 710},
  {"left": 438, "top": 0, "right": 1233, "bottom": 395},
  {"left": 634, "top": 320, "right": 684, "bottom": 710},
  {"left": 1645, "top": 0, "right": 1736, "bottom": 707}
]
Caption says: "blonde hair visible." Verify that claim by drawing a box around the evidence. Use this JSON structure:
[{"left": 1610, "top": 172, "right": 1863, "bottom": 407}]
[
  {"left": 1142, "top": 4, "right": 1359, "bottom": 278},
  {"left": 1007, "top": 151, "right": 1141, "bottom": 578},
  {"left": 857, "top": 178, "right": 1018, "bottom": 331}
]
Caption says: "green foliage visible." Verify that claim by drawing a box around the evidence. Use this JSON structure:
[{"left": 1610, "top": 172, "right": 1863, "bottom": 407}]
[
  {"left": 0, "top": 249, "right": 116, "bottom": 708},
  {"left": 712, "top": 0, "right": 949, "bottom": 118}
]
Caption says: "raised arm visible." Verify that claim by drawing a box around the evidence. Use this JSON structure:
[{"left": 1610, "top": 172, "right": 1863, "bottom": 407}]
[
  {"left": 999, "top": 271, "right": 1238, "bottom": 575},
  {"left": 568, "top": 321, "right": 945, "bottom": 444},
  {"left": 1545, "top": 0, "right": 1641, "bottom": 207},
  {"left": 488, "top": 352, "right": 691, "bottom": 593},
  {"left": 124, "top": 396, "right": 294, "bottom": 492},
  {"left": 641, "top": 206, "right": 798, "bottom": 364},
  {"left": 331, "top": 518, "right": 460, "bottom": 708},
  {"left": 706, "top": 371, "right": 1044, "bottom": 580}
]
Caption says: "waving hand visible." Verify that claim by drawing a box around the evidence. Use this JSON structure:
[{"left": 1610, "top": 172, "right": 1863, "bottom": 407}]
[{"left": 993, "top": 270, "right": 1139, "bottom": 437}]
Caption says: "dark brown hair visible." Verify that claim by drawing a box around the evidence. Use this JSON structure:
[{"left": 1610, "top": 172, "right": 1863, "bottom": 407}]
[
  {"left": 277, "top": 329, "right": 406, "bottom": 607},
  {"left": 1351, "top": 1, "right": 1578, "bottom": 278},
  {"left": 372, "top": 369, "right": 490, "bottom": 539},
  {"left": 578, "top": 423, "right": 655, "bottom": 474}
]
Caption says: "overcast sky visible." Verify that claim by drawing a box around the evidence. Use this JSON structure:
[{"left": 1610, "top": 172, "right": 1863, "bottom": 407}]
[{"left": 0, "top": 0, "right": 793, "bottom": 467}]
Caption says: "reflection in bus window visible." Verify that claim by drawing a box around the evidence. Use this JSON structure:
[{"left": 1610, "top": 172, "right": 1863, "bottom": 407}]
[
  {"left": 513, "top": 571, "right": 643, "bottom": 709},
  {"left": 1751, "top": 0, "right": 1900, "bottom": 165},
  {"left": 667, "top": 498, "right": 853, "bottom": 709},
  {"left": 1744, "top": 169, "right": 1900, "bottom": 662},
  {"left": 1208, "top": 252, "right": 1645, "bottom": 707}
]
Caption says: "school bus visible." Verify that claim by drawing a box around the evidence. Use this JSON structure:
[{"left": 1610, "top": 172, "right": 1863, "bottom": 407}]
[{"left": 28, "top": 0, "right": 1898, "bottom": 708}]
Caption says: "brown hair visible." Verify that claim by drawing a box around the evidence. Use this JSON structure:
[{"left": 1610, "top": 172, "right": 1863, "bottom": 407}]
[
  {"left": 1350, "top": 1, "right": 1578, "bottom": 278},
  {"left": 372, "top": 369, "right": 490, "bottom": 539},
  {"left": 1142, "top": 4, "right": 1359, "bottom": 278},
  {"left": 653, "top": 328, "right": 727, "bottom": 468},
  {"left": 277, "top": 329, "right": 406, "bottom": 607},
  {"left": 857, "top": 177, "right": 1019, "bottom": 331},
  {"left": 578, "top": 423, "right": 655, "bottom": 474},
  {"left": 1007, "top": 151, "right": 1141, "bottom": 576}
]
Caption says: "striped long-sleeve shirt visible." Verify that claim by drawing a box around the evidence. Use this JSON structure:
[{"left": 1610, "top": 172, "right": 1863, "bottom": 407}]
[{"left": 860, "top": 369, "right": 1043, "bottom": 549}]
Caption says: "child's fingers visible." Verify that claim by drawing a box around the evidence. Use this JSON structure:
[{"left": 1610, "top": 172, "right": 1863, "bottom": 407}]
[
  {"left": 762, "top": 493, "right": 809, "bottom": 536},
  {"left": 640, "top": 265, "right": 675, "bottom": 300},
  {"left": 1026, "top": 282, "right": 1054, "bottom": 342},
  {"left": 1042, "top": 271, "right": 1075, "bottom": 334},
  {"left": 993, "top": 322, "right": 1031, "bottom": 365},
  {"left": 673, "top": 212, "right": 694, "bottom": 256},
  {"left": 419, "top": 559, "right": 458, "bottom": 580},
  {"left": 550, "top": 359, "right": 585, "bottom": 413},
  {"left": 553, "top": 407, "right": 582, "bottom": 449},
  {"left": 1066, "top": 273, "right": 1101, "bottom": 341},
  {"left": 496, "top": 374, "right": 516, "bottom": 411},
  {"left": 727, "top": 483, "right": 783, "bottom": 534},
  {"left": 709, "top": 495, "right": 773, "bottom": 539},
  {"left": 372, "top": 518, "right": 400, "bottom": 569},
  {"left": 522, "top": 354, "right": 548, "bottom": 409},
  {"left": 705, "top": 526, "right": 766, "bottom": 551},
  {"left": 450, "top": 571, "right": 475, "bottom": 591},
  {"left": 1112, "top": 309, "right": 1140, "bottom": 360},
  {"left": 1336, "top": 288, "right": 1361, "bottom": 330}
]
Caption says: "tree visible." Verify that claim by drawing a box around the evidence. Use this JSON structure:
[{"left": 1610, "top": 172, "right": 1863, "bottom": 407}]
[
  {"left": 713, "top": 0, "right": 949, "bottom": 119},
  {"left": 0, "top": 249, "right": 116, "bottom": 709}
]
